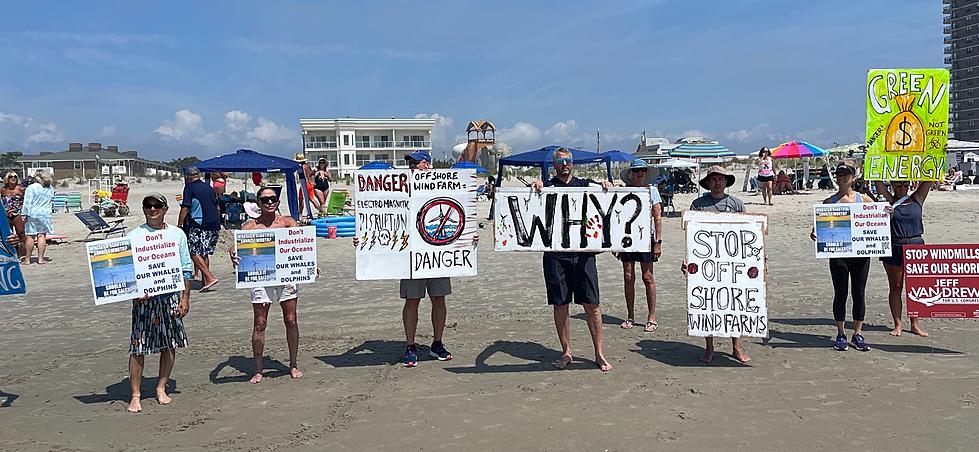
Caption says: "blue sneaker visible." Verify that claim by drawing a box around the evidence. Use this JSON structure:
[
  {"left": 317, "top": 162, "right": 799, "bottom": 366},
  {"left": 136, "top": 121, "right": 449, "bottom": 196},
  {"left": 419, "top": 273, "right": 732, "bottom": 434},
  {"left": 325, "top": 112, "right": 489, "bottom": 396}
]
[
  {"left": 429, "top": 341, "right": 453, "bottom": 361},
  {"left": 833, "top": 334, "right": 848, "bottom": 351},
  {"left": 851, "top": 334, "right": 870, "bottom": 352},
  {"left": 402, "top": 345, "right": 418, "bottom": 367}
]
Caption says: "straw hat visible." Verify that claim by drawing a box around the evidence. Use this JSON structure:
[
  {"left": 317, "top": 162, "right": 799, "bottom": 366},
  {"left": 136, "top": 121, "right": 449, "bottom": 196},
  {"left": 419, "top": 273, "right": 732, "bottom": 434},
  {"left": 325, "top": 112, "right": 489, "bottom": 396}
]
[
  {"left": 698, "top": 165, "right": 736, "bottom": 189},
  {"left": 619, "top": 159, "right": 656, "bottom": 186},
  {"left": 293, "top": 153, "right": 308, "bottom": 163}
]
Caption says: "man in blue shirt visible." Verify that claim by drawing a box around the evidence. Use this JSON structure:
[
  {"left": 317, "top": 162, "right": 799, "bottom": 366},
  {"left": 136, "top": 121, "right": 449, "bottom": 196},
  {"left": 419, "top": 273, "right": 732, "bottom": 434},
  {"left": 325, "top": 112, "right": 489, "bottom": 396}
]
[
  {"left": 531, "top": 147, "right": 614, "bottom": 372},
  {"left": 177, "top": 166, "right": 221, "bottom": 292}
]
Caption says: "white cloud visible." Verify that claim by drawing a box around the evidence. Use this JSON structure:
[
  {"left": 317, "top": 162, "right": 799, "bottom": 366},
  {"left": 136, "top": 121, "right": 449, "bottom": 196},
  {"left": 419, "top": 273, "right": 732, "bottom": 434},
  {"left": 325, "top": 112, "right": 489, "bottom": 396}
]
[
  {"left": 545, "top": 119, "right": 579, "bottom": 142},
  {"left": 153, "top": 109, "right": 294, "bottom": 150},
  {"left": 100, "top": 125, "right": 117, "bottom": 137},
  {"left": 0, "top": 112, "right": 64, "bottom": 149},
  {"left": 18, "top": 31, "right": 173, "bottom": 46},
  {"left": 229, "top": 37, "right": 353, "bottom": 56},
  {"left": 414, "top": 113, "right": 454, "bottom": 151},
  {"left": 497, "top": 121, "right": 542, "bottom": 147},
  {"left": 679, "top": 129, "right": 709, "bottom": 139},
  {"left": 155, "top": 109, "right": 204, "bottom": 141}
]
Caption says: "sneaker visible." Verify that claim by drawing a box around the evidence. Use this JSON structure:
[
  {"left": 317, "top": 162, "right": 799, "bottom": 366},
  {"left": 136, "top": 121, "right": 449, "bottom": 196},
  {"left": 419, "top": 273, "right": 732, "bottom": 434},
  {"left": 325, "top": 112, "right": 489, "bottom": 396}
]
[
  {"left": 402, "top": 345, "right": 418, "bottom": 367},
  {"left": 851, "top": 334, "right": 870, "bottom": 352},
  {"left": 429, "top": 341, "right": 453, "bottom": 361},
  {"left": 833, "top": 334, "right": 848, "bottom": 351}
]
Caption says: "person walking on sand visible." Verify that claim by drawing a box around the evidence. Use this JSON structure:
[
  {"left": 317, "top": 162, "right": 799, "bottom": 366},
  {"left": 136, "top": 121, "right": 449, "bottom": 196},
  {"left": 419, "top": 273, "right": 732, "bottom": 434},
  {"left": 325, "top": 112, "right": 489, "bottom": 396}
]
[
  {"left": 531, "top": 147, "right": 614, "bottom": 372},
  {"left": 680, "top": 166, "right": 751, "bottom": 364},
  {"left": 2, "top": 172, "right": 26, "bottom": 260},
  {"left": 811, "top": 163, "right": 875, "bottom": 352},
  {"left": 617, "top": 160, "right": 663, "bottom": 333},
  {"left": 874, "top": 179, "right": 933, "bottom": 337},
  {"left": 230, "top": 186, "right": 309, "bottom": 383},
  {"left": 353, "top": 150, "right": 477, "bottom": 367},
  {"left": 22, "top": 170, "right": 54, "bottom": 265},
  {"left": 178, "top": 167, "right": 221, "bottom": 292},
  {"left": 756, "top": 147, "right": 775, "bottom": 206},
  {"left": 126, "top": 193, "right": 193, "bottom": 413}
]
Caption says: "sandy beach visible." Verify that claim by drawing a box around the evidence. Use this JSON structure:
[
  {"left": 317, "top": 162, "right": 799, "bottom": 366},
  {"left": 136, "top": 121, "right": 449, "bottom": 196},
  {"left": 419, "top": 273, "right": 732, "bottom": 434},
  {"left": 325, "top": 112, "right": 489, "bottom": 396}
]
[{"left": 2, "top": 179, "right": 979, "bottom": 451}]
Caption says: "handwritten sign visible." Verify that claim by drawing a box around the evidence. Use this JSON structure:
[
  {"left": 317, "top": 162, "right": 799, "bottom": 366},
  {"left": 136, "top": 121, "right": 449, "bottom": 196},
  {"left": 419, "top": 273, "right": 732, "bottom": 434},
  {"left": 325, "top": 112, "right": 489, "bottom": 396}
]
[
  {"left": 865, "top": 68, "right": 949, "bottom": 181},
  {"left": 905, "top": 244, "right": 979, "bottom": 318},
  {"left": 0, "top": 213, "right": 26, "bottom": 296},
  {"left": 813, "top": 203, "right": 892, "bottom": 258},
  {"left": 87, "top": 235, "right": 184, "bottom": 305},
  {"left": 355, "top": 169, "right": 478, "bottom": 280},
  {"left": 684, "top": 214, "right": 768, "bottom": 338},
  {"left": 494, "top": 187, "right": 652, "bottom": 252},
  {"left": 234, "top": 226, "right": 317, "bottom": 288}
]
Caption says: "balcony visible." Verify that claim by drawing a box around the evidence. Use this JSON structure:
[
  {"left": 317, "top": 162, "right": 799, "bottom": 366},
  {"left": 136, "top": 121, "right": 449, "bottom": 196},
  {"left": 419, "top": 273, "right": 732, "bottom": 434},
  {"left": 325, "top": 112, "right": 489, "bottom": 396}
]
[
  {"left": 355, "top": 140, "right": 432, "bottom": 149},
  {"left": 944, "top": 15, "right": 952, "bottom": 24},
  {"left": 945, "top": 35, "right": 953, "bottom": 43},
  {"left": 306, "top": 141, "right": 337, "bottom": 149},
  {"left": 395, "top": 140, "right": 432, "bottom": 148},
  {"left": 943, "top": 0, "right": 951, "bottom": 5},
  {"left": 945, "top": 25, "right": 952, "bottom": 33}
]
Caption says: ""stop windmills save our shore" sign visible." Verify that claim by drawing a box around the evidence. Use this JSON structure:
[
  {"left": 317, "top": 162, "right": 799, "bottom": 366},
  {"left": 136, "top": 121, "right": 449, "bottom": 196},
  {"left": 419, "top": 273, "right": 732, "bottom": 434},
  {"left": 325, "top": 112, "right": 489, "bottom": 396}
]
[{"left": 865, "top": 68, "right": 950, "bottom": 181}]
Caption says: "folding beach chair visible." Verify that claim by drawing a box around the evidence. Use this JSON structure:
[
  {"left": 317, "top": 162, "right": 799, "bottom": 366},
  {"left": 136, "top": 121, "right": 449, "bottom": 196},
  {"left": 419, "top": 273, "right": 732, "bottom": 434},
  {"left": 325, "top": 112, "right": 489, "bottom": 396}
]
[
  {"left": 66, "top": 192, "right": 83, "bottom": 211},
  {"left": 51, "top": 192, "right": 68, "bottom": 213},
  {"left": 74, "top": 210, "right": 127, "bottom": 241},
  {"left": 325, "top": 190, "right": 349, "bottom": 215}
]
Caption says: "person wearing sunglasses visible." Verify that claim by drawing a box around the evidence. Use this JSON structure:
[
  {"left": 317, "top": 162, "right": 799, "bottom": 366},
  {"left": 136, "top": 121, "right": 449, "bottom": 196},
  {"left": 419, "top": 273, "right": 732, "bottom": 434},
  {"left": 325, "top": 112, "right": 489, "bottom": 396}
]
[
  {"left": 616, "top": 160, "right": 663, "bottom": 333},
  {"left": 1, "top": 172, "right": 25, "bottom": 261},
  {"left": 530, "top": 147, "right": 615, "bottom": 372},
  {"left": 230, "top": 186, "right": 308, "bottom": 383},
  {"left": 125, "top": 193, "right": 194, "bottom": 412},
  {"left": 178, "top": 167, "right": 221, "bottom": 292}
]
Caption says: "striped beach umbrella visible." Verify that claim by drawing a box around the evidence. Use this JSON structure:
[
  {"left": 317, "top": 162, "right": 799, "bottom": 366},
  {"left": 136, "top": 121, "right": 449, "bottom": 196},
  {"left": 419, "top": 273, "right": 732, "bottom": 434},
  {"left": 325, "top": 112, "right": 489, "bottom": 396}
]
[
  {"left": 669, "top": 143, "right": 735, "bottom": 158},
  {"left": 771, "top": 141, "right": 828, "bottom": 159}
]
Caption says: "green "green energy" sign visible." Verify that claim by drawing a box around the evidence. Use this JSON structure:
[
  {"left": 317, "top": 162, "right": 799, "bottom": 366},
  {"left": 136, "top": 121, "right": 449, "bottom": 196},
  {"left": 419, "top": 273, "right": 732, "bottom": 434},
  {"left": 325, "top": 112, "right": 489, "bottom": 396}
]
[{"left": 865, "top": 68, "right": 949, "bottom": 181}]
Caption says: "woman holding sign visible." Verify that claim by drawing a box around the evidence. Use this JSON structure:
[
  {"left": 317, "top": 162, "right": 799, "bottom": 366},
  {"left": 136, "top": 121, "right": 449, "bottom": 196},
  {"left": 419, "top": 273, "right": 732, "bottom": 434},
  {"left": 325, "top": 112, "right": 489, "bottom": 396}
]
[
  {"left": 811, "top": 164, "right": 875, "bottom": 352},
  {"left": 229, "top": 186, "right": 306, "bottom": 383},
  {"left": 617, "top": 160, "right": 663, "bottom": 332},
  {"left": 874, "top": 179, "right": 933, "bottom": 337},
  {"left": 126, "top": 193, "right": 193, "bottom": 413}
]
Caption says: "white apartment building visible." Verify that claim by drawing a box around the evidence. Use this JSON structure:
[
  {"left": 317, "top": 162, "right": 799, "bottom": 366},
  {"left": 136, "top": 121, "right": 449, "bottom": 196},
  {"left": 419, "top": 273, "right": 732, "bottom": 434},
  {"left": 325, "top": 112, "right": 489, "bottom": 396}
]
[{"left": 299, "top": 118, "right": 436, "bottom": 177}]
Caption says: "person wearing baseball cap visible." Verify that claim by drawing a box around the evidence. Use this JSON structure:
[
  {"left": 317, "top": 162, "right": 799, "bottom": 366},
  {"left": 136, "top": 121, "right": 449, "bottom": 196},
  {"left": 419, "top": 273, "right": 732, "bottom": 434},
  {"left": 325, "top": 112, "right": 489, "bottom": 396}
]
[
  {"left": 125, "top": 192, "right": 194, "bottom": 412},
  {"left": 178, "top": 166, "right": 221, "bottom": 292},
  {"left": 682, "top": 165, "right": 751, "bottom": 363},
  {"left": 811, "top": 162, "right": 876, "bottom": 352},
  {"left": 616, "top": 159, "right": 663, "bottom": 333},
  {"left": 405, "top": 150, "right": 432, "bottom": 165}
]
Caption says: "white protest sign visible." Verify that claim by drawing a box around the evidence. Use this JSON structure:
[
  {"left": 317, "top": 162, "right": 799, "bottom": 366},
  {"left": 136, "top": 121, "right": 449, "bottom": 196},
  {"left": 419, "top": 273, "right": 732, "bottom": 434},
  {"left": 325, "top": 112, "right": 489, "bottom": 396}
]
[
  {"left": 234, "top": 226, "right": 317, "bottom": 288},
  {"left": 813, "top": 202, "right": 891, "bottom": 258},
  {"left": 355, "top": 169, "right": 478, "bottom": 280},
  {"left": 685, "top": 218, "right": 768, "bottom": 338},
  {"left": 682, "top": 210, "right": 768, "bottom": 234},
  {"left": 87, "top": 234, "right": 184, "bottom": 306},
  {"left": 494, "top": 187, "right": 653, "bottom": 252}
]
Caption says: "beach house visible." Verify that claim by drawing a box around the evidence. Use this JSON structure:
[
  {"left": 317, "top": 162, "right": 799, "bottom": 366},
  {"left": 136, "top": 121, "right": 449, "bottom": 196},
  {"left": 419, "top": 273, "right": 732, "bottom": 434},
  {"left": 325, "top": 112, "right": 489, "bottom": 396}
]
[{"left": 299, "top": 118, "right": 436, "bottom": 177}]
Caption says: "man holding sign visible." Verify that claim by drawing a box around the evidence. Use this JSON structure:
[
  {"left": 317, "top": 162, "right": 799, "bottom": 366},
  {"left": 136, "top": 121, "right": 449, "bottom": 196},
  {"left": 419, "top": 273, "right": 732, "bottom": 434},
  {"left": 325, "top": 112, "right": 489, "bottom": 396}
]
[
  {"left": 531, "top": 147, "right": 614, "bottom": 372},
  {"left": 125, "top": 193, "right": 193, "bottom": 413},
  {"left": 230, "top": 187, "right": 309, "bottom": 383}
]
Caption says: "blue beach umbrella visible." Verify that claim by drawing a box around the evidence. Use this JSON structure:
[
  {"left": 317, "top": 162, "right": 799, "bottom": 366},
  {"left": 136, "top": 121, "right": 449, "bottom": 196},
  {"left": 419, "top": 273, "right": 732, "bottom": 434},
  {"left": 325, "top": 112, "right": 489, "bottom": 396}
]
[
  {"left": 359, "top": 161, "right": 395, "bottom": 170},
  {"left": 450, "top": 161, "right": 488, "bottom": 174},
  {"left": 601, "top": 150, "right": 636, "bottom": 162}
]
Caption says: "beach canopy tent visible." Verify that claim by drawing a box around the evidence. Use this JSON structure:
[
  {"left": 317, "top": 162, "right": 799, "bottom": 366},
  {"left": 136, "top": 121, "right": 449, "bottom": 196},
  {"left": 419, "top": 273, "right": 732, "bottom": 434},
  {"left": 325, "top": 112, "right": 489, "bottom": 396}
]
[
  {"left": 669, "top": 143, "right": 735, "bottom": 159},
  {"left": 450, "top": 160, "right": 488, "bottom": 174},
  {"left": 495, "top": 145, "right": 612, "bottom": 185},
  {"left": 358, "top": 161, "right": 395, "bottom": 170},
  {"left": 601, "top": 150, "right": 636, "bottom": 162},
  {"left": 195, "top": 148, "right": 309, "bottom": 220}
]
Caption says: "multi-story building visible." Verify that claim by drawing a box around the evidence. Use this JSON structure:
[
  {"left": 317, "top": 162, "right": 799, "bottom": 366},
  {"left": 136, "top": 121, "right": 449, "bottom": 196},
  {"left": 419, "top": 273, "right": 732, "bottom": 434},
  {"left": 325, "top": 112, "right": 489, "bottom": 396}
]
[
  {"left": 945, "top": 0, "right": 979, "bottom": 141},
  {"left": 299, "top": 118, "right": 436, "bottom": 177}
]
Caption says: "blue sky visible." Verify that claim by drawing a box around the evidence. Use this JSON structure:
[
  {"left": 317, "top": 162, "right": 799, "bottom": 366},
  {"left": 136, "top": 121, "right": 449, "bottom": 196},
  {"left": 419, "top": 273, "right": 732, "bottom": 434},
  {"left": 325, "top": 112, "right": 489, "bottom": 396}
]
[{"left": 0, "top": 0, "right": 944, "bottom": 160}]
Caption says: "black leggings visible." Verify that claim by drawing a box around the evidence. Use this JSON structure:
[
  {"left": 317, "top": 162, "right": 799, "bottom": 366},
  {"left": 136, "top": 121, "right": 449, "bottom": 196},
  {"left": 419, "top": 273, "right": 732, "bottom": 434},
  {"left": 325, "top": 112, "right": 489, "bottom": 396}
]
[{"left": 829, "top": 257, "right": 870, "bottom": 322}]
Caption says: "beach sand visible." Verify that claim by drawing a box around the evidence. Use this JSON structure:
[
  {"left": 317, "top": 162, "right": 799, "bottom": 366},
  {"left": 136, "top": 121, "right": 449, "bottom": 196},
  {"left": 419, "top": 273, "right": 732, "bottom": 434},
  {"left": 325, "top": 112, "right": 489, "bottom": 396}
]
[{"left": 2, "top": 179, "right": 979, "bottom": 451}]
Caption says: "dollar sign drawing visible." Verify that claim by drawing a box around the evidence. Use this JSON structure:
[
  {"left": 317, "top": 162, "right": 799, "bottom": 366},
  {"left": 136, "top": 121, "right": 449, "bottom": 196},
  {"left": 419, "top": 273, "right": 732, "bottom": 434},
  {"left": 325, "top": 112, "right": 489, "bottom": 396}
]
[{"left": 895, "top": 117, "right": 913, "bottom": 147}]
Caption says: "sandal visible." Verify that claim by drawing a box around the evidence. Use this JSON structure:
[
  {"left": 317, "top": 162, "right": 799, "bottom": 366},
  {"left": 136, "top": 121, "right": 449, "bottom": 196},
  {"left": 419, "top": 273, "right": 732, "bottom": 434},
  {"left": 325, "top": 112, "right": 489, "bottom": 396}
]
[
  {"left": 620, "top": 319, "right": 635, "bottom": 329},
  {"left": 644, "top": 321, "right": 658, "bottom": 332}
]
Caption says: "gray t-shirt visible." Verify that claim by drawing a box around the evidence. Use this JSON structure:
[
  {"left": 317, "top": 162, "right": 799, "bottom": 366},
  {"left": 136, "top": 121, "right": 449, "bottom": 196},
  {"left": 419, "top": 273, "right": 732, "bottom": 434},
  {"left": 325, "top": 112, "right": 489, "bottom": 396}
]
[{"left": 689, "top": 193, "right": 745, "bottom": 213}]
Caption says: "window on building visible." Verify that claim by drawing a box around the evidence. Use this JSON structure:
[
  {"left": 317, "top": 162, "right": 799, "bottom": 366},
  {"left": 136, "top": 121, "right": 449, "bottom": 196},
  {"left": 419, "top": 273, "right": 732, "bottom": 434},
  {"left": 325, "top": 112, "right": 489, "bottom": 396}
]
[
  {"left": 343, "top": 154, "right": 350, "bottom": 165},
  {"left": 74, "top": 161, "right": 83, "bottom": 170},
  {"left": 374, "top": 153, "right": 389, "bottom": 161},
  {"left": 343, "top": 134, "right": 350, "bottom": 146}
]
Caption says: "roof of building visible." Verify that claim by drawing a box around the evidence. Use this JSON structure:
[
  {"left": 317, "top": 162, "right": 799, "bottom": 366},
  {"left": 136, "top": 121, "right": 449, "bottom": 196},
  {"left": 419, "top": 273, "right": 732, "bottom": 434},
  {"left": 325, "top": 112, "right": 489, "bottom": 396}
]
[
  {"left": 19, "top": 149, "right": 174, "bottom": 168},
  {"left": 300, "top": 118, "right": 436, "bottom": 131}
]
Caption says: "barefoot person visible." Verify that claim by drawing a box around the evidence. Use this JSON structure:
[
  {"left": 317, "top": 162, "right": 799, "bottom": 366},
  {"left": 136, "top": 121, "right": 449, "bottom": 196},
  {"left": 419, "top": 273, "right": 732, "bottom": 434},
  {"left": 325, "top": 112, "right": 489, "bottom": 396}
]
[
  {"left": 178, "top": 166, "right": 221, "bottom": 291},
  {"left": 531, "top": 147, "right": 614, "bottom": 371},
  {"left": 2, "top": 172, "right": 25, "bottom": 260},
  {"left": 313, "top": 158, "right": 332, "bottom": 216},
  {"left": 617, "top": 160, "right": 663, "bottom": 332},
  {"left": 874, "top": 179, "right": 933, "bottom": 337},
  {"left": 230, "top": 187, "right": 306, "bottom": 383},
  {"left": 680, "top": 166, "right": 751, "bottom": 364},
  {"left": 22, "top": 170, "right": 54, "bottom": 265},
  {"left": 126, "top": 193, "right": 193, "bottom": 412},
  {"left": 811, "top": 163, "right": 874, "bottom": 352},
  {"left": 756, "top": 147, "right": 775, "bottom": 206},
  {"left": 353, "top": 150, "right": 476, "bottom": 367}
]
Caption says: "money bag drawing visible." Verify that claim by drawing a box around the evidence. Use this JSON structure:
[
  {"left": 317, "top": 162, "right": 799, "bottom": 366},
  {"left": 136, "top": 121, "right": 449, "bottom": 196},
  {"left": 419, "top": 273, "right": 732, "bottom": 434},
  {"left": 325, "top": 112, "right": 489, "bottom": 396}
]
[{"left": 885, "top": 93, "right": 924, "bottom": 153}]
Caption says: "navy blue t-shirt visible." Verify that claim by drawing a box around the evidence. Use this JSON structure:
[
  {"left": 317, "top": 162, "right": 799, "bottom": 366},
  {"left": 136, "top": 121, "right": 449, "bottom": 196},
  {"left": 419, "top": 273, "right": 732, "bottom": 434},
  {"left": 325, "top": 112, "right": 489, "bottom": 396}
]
[
  {"left": 181, "top": 179, "right": 221, "bottom": 231},
  {"left": 543, "top": 175, "right": 599, "bottom": 260}
]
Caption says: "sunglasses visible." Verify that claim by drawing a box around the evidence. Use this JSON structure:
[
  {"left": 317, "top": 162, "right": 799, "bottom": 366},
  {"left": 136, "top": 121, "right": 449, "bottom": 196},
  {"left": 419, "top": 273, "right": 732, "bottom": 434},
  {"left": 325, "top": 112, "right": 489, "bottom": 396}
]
[
  {"left": 553, "top": 157, "right": 573, "bottom": 165},
  {"left": 142, "top": 203, "right": 166, "bottom": 210},
  {"left": 632, "top": 168, "right": 648, "bottom": 172},
  {"left": 258, "top": 196, "right": 280, "bottom": 204}
]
